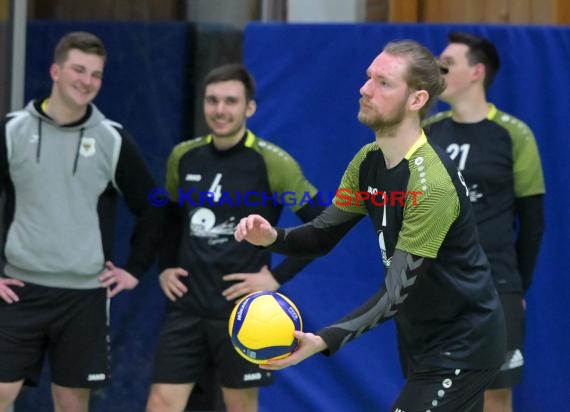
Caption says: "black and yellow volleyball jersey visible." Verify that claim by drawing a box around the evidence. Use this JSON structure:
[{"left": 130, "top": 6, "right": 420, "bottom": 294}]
[
  {"left": 424, "top": 104, "right": 545, "bottom": 293},
  {"left": 165, "top": 130, "right": 317, "bottom": 318},
  {"left": 332, "top": 132, "right": 504, "bottom": 369}
]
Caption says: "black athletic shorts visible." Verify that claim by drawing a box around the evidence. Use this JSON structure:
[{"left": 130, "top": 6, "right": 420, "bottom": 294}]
[
  {"left": 152, "top": 306, "right": 274, "bottom": 389},
  {"left": 0, "top": 281, "right": 109, "bottom": 388},
  {"left": 392, "top": 367, "right": 499, "bottom": 412},
  {"left": 487, "top": 292, "right": 525, "bottom": 389}
]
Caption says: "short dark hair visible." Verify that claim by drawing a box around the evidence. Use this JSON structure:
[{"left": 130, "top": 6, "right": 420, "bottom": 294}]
[
  {"left": 203, "top": 63, "right": 256, "bottom": 101},
  {"left": 53, "top": 31, "right": 107, "bottom": 64},
  {"left": 448, "top": 31, "right": 500, "bottom": 90}
]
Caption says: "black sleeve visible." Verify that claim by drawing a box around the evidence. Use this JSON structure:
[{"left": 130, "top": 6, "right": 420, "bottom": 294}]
[
  {"left": 114, "top": 129, "right": 164, "bottom": 279},
  {"left": 293, "top": 199, "right": 327, "bottom": 223},
  {"left": 269, "top": 205, "right": 363, "bottom": 258},
  {"left": 0, "top": 118, "right": 12, "bottom": 254},
  {"left": 317, "top": 250, "right": 431, "bottom": 356},
  {"left": 515, "top": 194, "right": 545, "bottom": 292},
  {"left": 0, "top": 117, "right": 10, "bottom": 189},
  {"left": 271, "top": 197, "right": 326, "bottom": 284},
  {"left": 97, "top": 183, "right": 118, "bottom": 261}
]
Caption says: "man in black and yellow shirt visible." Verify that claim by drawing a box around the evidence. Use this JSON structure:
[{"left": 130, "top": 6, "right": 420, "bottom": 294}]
[
  {"left": 425, "top": 32, "right": 545, "bottom": 412},
  {"left": 146, "top": 64, "right": 324, "bottom": 412},
  {"left": 235, "top": 40, "right": 506, "bottom": 411}
]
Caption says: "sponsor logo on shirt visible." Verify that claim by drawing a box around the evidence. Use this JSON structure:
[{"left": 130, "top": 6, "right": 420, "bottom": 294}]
[{"left": 185, "top": 173, "right": 202, "bottom": 182}]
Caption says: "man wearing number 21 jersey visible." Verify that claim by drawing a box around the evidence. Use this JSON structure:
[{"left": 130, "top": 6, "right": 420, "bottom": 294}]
[{"left": 425, "top": 32, "right": 545, "bottom": 412}]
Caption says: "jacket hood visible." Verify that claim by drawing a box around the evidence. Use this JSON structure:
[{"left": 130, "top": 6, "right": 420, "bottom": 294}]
[
  {"left": 23, "top": 99, "right": 107, "bottom": 175},
  {"left": 25, "top": 99, "right": 106, "bottom": 130}
]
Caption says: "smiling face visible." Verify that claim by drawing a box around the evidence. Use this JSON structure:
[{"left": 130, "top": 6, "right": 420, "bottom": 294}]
[
  {"left": 357, "top": 52, "right": 413, "bottom": 131},
  {"left": 50, "top": 49, "right": 104, "bottom": 110},
  {"left": 203, "top": 80, "right": 256, "bottom": 140}
]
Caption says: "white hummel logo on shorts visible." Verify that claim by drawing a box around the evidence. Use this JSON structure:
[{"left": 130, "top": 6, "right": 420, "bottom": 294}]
[
  {"left": 243, "top": 372, "right": 262, "bottom": 382},
  {"left": 87, "top": 373, "right": 106, "bottom": 381},
  {"left": 500, "top": 349, "right": 524, "bottom": 371}
]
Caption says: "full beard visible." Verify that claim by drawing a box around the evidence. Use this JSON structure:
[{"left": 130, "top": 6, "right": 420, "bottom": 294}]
[{"left": 358, "top": 102, "right": 406, "bottom": 135}]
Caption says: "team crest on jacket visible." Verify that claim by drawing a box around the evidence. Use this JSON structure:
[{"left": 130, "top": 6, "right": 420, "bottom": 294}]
[{"left": 79, "top": 137, "right": 96, "bottom": 157}]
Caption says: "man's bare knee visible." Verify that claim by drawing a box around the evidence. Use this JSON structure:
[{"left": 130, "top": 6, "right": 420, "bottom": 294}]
[
  {"left": 0, "top": 381, "right": 24, "bottom": 412},
  {"left": 51, "top": 384, "right": 90, "bottom": 412},
  {"left": 146, "top": 383, "right": 194, "bottom": 412},
  {"left": 222, "top": 387, "right": 258, "bottom": 412}
]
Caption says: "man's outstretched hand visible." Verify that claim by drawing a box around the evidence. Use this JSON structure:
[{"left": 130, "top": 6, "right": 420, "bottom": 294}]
[{"left": 234, "top": 214, "right": 278, "bottom": 246}]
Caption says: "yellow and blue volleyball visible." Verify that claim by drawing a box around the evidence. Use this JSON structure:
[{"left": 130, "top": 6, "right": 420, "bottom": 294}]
[{"left": 228, "top": 291, "right": 303, "bottom": 364}]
